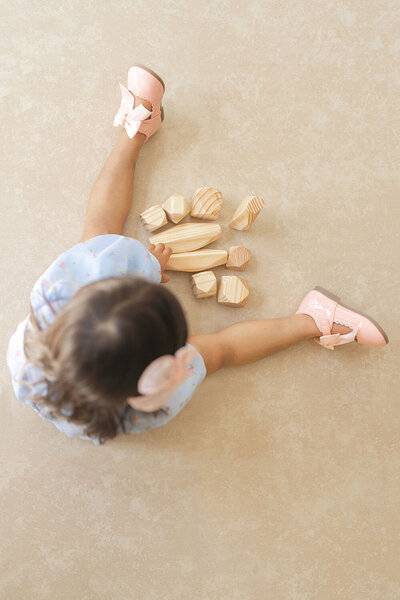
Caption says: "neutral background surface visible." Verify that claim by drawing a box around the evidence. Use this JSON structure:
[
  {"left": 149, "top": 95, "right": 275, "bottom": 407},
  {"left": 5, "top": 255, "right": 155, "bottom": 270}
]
[{"left": 1, "top": 1, "right": 399, "bottom": 598}]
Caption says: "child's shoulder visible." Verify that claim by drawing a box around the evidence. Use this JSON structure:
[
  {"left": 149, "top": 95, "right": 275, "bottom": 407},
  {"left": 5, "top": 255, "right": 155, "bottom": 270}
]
[{"left": 33, "top": 234, "right": 160, "bottom": 297}]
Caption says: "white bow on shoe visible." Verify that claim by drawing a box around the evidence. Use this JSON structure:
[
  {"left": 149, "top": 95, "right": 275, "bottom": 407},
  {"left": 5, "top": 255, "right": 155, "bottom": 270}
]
[
  {"left": 113, "top": 83, "right": 152, "bottom": 139},
  {"left": 316, "top": 326, "right": 360, "bottom": 350}
]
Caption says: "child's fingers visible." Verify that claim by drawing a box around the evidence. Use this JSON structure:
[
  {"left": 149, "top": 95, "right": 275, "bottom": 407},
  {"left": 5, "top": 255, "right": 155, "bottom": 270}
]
[{"left": 147, "top": 243, "right": 156, "bottom": 250}]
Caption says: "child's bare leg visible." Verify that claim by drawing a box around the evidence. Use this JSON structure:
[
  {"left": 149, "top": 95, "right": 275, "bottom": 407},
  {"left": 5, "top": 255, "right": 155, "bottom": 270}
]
[
  {"left": 80, "top": 94, "right": 151, "bottom": 242},
  {"left": 188, "top": 315, "right": 351, "bottom": 373}
]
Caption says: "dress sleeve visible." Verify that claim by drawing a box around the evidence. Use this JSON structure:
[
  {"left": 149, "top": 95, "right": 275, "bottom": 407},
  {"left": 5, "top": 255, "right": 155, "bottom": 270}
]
[
  {"left": 118, "top": 343, "right": 207, "bottom": 435},
  {"left": 6, "top": 315, "right": 42, "bottom": 407},
  {"left": 29, "top": 234, "right": 161, "bottom": 329}
]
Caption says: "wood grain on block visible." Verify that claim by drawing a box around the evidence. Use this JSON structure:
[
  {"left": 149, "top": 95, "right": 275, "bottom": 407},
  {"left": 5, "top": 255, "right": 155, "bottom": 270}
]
[
  {"left": 217, "top": 276, "right": 249, "bottom": 307},
  {"left": 149, "top": 222, "right": 221, "bottom": 253},
  {"left": 226, "top": 246, "right": 251, "bottom": 271},
  {"left": 161, "top": 194, "right": 190, "bottom": 224},
  {"left": 166, "top": 249, "right": 228, "bottom": 272},
  {"left": 191, "top": 271, "right": 217, "bottom": 298},
  {"left": 229, "top": 196, "right": 265, "bottom": 231},
  {"left": 140, "top": 205, "right": 168, "bottom": 232},
  {"left": 191, "top": 187, "right": 223, "bottom": 220}
]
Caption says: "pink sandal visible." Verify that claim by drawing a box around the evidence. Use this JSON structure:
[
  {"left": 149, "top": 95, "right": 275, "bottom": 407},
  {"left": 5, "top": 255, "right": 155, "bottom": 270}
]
[
  {"left": 296, "top": 287, "right": 389, "bottom": 350},
  {"left": 113, "top": 64, "right": 165, "bottom": 142}
]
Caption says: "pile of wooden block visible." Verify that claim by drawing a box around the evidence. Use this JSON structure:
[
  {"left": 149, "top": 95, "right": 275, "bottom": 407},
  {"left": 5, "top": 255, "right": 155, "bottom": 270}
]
[{"left": 140, "top": 187, "right": 265, "bottom": 307}]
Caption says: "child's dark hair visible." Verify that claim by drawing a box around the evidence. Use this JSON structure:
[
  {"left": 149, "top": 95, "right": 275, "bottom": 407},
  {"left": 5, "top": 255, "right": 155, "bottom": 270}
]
[{"left": 23, "top": 276, "right": 188, "bottom": 444}]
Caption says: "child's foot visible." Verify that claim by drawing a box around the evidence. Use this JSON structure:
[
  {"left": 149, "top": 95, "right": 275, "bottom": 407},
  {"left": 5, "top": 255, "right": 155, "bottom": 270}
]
[
  {"left": 296, "top": 287, "right": 388, "bottom": 350},
  {"left": 300, "top": 316, "right": 353, "bottom": 337},
  {"left": 130, "top": 92, "right": 152, "bottom": 118},
  {"left": 331, "top": 322, "right": 352, "bottom": 335},
  {"left": 113, "top": 65, "right": 165, "bottom": 142}
]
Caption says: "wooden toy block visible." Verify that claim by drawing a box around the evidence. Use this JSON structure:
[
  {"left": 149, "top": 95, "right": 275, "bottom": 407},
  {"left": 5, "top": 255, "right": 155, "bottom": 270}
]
[
  {"left": 191, "top": 271, "right": 217, "bottom": 298},
  {"left": 191, "top": 187, "right": 223, "bottom": 220},
  {"left": 229, "top": 196, "right": 265, "bottom": 231},
  {"left": 161, "top": 194, "right": 190, "bottom": 224},
  {"left": 149, "top": 222, "right": 221, "bottom": 253},
  {"left": 140, "top": 204, "right": 168, "bottom": 232},
  {"left": 226, "top": 246, "right": 251, "bottom": 271},
  {"left": 166, "top": 249, "right": 228, "bottom": 272},
  {"left": 217, "top": 276, "right": 249, "bottom": 307}
]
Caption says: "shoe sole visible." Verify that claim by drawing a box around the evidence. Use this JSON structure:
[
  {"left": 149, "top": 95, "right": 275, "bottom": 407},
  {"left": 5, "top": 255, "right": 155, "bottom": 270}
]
[
  {"left": 314, "top": 286, "right": 389, "bottom": 344},
  {"left": 131, "top": 63, "right": 165, "bottom": 121}
]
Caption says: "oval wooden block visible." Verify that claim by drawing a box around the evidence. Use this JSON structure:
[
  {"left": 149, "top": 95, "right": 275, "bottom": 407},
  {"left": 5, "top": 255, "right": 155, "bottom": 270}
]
[
  {"left": 149, "top": 222, "right": 221, "bottom": 253},
  {"left": 191, "top": 187, "right": 223, "bottom": 220},
  {"left": 217, "top": 276, "right": 249, "bottom": 307},
  {"left": 229, "top": 196, "right": 265, "bottom": 231},
  {"left": 191, "top": 271, "right": 217, "bottom": 298},
  {"left": 140, "top": 204, "right": 168, "bottom": 232},
  {"left": 166, "top": 249, "right": 228, "bottom": 272},
  {"left": 161, "top": 194, "right": 191, "bottom": 224},
  {"left": 226, "top": 246, "right": 251, "bottom": 271}
]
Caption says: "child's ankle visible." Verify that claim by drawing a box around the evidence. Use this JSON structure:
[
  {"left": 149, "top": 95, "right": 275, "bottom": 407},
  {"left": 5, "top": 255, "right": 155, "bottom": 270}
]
[{"left": 293, "top": 314, "right": 321, "bottom": 339}]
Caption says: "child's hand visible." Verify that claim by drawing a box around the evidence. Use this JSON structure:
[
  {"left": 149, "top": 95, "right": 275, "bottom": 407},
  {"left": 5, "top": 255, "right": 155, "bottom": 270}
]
[{"left": 147, "top": 243, "right": 173, "bottom": 283}]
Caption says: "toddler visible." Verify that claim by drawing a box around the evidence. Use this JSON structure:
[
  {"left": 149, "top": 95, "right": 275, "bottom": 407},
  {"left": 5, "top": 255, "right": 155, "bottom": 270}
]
[{"left": 7, "top": 65, "right": 389, "bottom": 445}]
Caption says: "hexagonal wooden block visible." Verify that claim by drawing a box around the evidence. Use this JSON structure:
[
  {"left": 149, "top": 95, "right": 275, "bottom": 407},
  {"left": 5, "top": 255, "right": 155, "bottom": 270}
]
[
  {"left": 229, "top": 196, "right": 265, "bottom": 231},
  {"left": 140, "top": 204, "right": 168, "bottom": 232},
  {"left": 161, "top": 194, "right": 191, "bottom": 224},
  {"left": 226, "top": 246, "right": 251, "bottom": 271},
  {"left": 191, "top": 271, "right": 217, "bottom": 298},
  {"left": 191, "top": 187, "right": 223, "bottom": 220},
  {"left": 217, "top": 276, "right": 249, "bottom": 307}
]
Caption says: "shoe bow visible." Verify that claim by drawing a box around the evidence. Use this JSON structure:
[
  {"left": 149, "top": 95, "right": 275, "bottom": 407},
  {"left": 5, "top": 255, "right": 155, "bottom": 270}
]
[
  {"left": 315, "top": 326, "right": 360, "bottom": 350},
  {"left": 113, "top": 83, "right": 152, "bottom": 139}
]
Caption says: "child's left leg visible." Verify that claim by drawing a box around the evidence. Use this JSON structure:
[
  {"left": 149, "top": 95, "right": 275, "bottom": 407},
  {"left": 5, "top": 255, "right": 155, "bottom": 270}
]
[
  {"left": 188, "top": 315, "right": 351, "bottom": 375},
  {"left": 189, "top": 285, "right": 388, "bottom": 375},
  {"left": 79, "top": 95, "right": 151, "bottom": 242}
]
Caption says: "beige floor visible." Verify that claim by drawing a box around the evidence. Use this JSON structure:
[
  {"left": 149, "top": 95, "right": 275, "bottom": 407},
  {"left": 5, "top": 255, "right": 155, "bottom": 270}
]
[{"left": 1, "top": 1, "right": 399, "bottom": 598}]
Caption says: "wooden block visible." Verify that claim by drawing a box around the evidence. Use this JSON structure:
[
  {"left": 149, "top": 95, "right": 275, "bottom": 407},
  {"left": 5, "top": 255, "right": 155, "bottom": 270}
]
[
  {"left": 140, "top": 205, "right": 168, "bottom": 232},
  {"left": 229, "top": 196, "right": 265, "bottom": 231},
  {"left": 191, "top": 187, "right": 223, "bottom": 220},
  {"left": 161, "top": 194, "right": 190, "bottom": 224},
  {"left": 166, "top": 249, "right": 228, "bottom": 272},
  {"left": 191, "top": 271, "right": 217, "bottom": 298},
  {"left": 217, "top": 276, "right": 249, "bottom": 307},
  {"left": 149, "top": 222, "right": 221, "bottom": 253},
  {"left": 226, "top": 246, "right": 251, "bottom": 271}
]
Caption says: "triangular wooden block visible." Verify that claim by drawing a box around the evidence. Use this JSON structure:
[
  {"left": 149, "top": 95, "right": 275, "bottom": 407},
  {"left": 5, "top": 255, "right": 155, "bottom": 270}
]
[
  {"left": 140, "top": 205, "right": 168, "bottom": 232},
  {"left": 161, "top": 194, "right": 191, "bottom": 224},
  {"left": 149, "top": 222, "right": 221, "bottom": 253},
  {"left": 229, "top": 196, "right": 265, "bottom": 231},
  {"left": 217, "top": 276, "right": 249, "bottom": 307},
  {"left": 166, "top": 249, "right": 228, "bottom": 272},
  {"left": 226, "top": 246, "right": 251, "bottom": 271},
  {"left": 191, "top": 271, "right": 217, "bottom": 298},
  {"left": 191, "top": 187, "right": 223, "bottom": 220}
]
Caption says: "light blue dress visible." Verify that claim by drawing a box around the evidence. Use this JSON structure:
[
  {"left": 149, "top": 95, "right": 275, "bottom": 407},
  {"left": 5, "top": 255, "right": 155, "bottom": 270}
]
[{"left": 6, "top": 235, "right": 206, "bottom": 445}]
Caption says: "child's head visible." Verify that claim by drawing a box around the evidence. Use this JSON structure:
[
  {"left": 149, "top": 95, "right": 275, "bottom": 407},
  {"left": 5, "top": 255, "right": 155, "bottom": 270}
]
[{"left": 24, "top": 276, "right": 188, "bottom": 443}]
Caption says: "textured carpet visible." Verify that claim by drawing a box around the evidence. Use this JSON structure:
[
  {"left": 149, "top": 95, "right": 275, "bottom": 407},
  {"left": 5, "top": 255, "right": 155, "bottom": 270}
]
[{"left": 1, "top": 1, "right": 399, "bottom": 598}]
